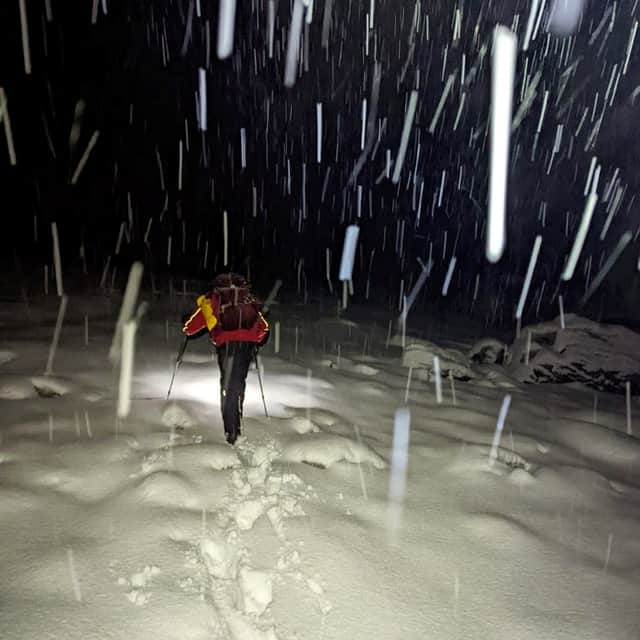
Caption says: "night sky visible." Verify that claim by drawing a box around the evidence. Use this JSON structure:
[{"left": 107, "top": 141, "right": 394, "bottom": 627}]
[{"left": 2, "top": 0, "right": 640, "bottom": 326}]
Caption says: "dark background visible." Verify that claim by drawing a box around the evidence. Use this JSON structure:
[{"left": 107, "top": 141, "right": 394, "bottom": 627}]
[{"left": 1, "top": 0, "right": 639, "bottom": 326}]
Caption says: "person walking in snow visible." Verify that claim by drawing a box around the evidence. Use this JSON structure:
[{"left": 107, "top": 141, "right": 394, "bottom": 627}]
[{"left": 182, "top": 273, "right": 269, "bottom": 444}]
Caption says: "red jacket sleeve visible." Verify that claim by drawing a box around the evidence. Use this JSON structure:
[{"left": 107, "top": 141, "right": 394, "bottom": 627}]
[
  {"left": 182, "top": 307, "right": 207, "bottom": 337},
  {"left": 256, "top": 312, "right": 269, "bottom": 344}
]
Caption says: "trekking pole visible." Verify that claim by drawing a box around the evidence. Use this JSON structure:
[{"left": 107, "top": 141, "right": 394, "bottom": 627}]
[
  {"left": 254, "top": 348, "right": 269, "bottom": 418},
  {"left": 167, "top": 335, "right": 189, "bottom": 400}
]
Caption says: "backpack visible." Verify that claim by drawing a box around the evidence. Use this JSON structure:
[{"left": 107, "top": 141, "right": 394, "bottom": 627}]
[{"left": 212, "top": 274, "right": 261, "bottom": 331}]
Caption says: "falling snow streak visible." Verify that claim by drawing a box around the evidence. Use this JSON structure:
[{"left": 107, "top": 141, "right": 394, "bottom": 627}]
[
  {"left": 284, "top": 0, "right": 305, "bottom": 88},
  {"left": 562, "top": 193, "right": 598, "bottom": 282},
  {"left": 2, "top": 0, "right": 640, "bottom": 360},
  {"left": 489, "top": 395, "right": 512, "bottom": 466},
  {"left": 580, "top": 232, "right": 633, "bottom": 306},
  {"left": 217, "top": 0, "right": 237, "bottom": 59},
  {"left": 487, "top": 26, "right": 517, "bottom": 264},
  {"left": 516, "top": 235, "right": 542, "bottom": 320},
  {"left": 388, "top": 406, "right": 411, "bottom": 530},
  {"left": 392, "top": 90, "right": 419, "bottom": 185},
  {"left": 0, "top": 88, "right": 16, "bottom": 165}
]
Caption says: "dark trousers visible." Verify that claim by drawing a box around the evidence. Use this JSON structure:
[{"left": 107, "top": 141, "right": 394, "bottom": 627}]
[{"left": 216, "top": 341, "right": 254, "bottom": 439}]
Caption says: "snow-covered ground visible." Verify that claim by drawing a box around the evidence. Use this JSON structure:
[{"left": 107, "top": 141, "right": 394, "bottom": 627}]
[{"left": 1, "top": 295, "right": 639, "bottom": 639}]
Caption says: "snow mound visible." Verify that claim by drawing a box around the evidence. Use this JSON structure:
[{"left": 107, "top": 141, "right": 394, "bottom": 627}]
[
  {"left": 279, "top": 433, "right": 386, "bottom": 469},
  {"left": 0, "top": 377, "right": 37, "bottom": 399},
  {"left": 280, "top": 415, "right": 320, "bottom": 434},
  {"left": 349, "top": 363, "right": 379, "bottom": 376},
  {"left": 139, "top": 444, "right": 240, "bottom": 476},
  {"left": 509, "top": 468, "right": 537, "bottom": 486},
  {"left": 465, "top": 512, "right": 536, "bottom": 551},
  {"left": 135, "top": 470, "right": 200, "bottom": 508},
  {"left": 307, "top": 408, "right": 342, "bottom": 426},
  {"left": 0, "top": 350, "right": 17, "bottom": 366},
  {"left": 552, "top": 418, "right": 640, "bottom": 473},
  {"left": 31, "top": 376, "right": 72, "bottom": 397},
  {"left": 161, "top": 402, "right": 197, "bottom": 429},
  {"left": 401, "top": 339, "right": 475, "bottom": 380},
  {"left": 283, "top": 407, "right": 341, "bottom": 428},
  {"left": 507, "top": 315, "right": 640, "bottom": 394}
]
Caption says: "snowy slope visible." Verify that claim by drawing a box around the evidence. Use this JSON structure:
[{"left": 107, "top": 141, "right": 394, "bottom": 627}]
[{"left": 0, "top": 297, "right": 639, "bottom": 639}]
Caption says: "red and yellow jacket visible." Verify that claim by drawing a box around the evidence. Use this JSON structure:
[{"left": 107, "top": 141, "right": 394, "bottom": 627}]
[{"left": 182, "top": 293, "right": 269, "bottom": 347}]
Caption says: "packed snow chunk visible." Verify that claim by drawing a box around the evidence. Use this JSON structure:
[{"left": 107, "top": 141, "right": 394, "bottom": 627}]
[
  {"left": 249, "top": 444, "right": 279, "bottom": 468},
  {"left": 224, "top": 614, "right": 280, "bottom": 640},
  {"left": 31, "top": 376, "right": 72, "bottom": 397},
  {"left": 203, "top": 446, "right": 242, "bottom": 471},
  {"left": 119, "top": 565, "right": 161, "bottom": 606},
  {"left": 129, "top": 565, "right": 161, "bottom": 588},
  {"left": 507, "top": 315, "right": 640, "bottom": 394},
  {"left": 200, "top": 532, "right": 238, "bottom": 580},
  {"left": 239, "top": 567, "right": 273, "bottom": 616},
  {"left": 306, "top": 577, "right": 324, "bottom": 595},
  {"left": 0, "top": 377, "right": 37, "bottom": 399},
  {"left": 126, "top": 590, "right": 152, "bottom": 606},
  {"left": 280, "top": 433, "right": 386, "bottom": 469},
  {"left": 401, "top": 339, "right": 475, "bottom": 381},
  {"left": 161, "top": 402, "right": 197, "bottom": 429},
  {"left": 0, "top": 350, "right": 17, "bottom": 366},
  {"left": 468, "top": 338, "right": 509, "bottom": 365},
  {"left": 234, "top": 499, "right": 266, "bottom": 530}
]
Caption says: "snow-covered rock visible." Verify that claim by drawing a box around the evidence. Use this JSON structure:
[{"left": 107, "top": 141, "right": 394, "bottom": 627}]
[
  {"left": 31, "top": 376, "right": 72, "bottom": 397},
  {"left": 468, "top": 338, "right": 509, "bottom": 365},
  {"left": 400, "top": 339, "right": 476, "bottom": 381},
  {"left": 506, "top": 314, "right": 640, "bottom": 394}
]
